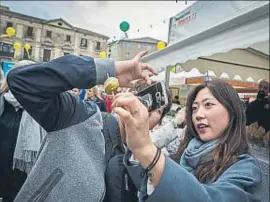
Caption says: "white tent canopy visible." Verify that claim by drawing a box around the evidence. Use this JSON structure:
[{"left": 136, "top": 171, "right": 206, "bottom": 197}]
[
  {"left": 151, "top": 70, "right": 186, "bottom": 85},
  {"left": 152, "top": 68, "right": 203, "bottom": 81},
  {"left": 141, "top": 1, "right": 269, "bottom": 83},
  {"left": 152, "top": 68, "right": 261, "bottom": 86}
]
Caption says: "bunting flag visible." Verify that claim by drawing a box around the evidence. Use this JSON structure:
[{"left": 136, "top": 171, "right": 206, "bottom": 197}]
[
  {"left": 110, "top": 1, "right": 192, "bottom": 40},
  {"left": 170, "top": 66, "right": 176, "bottom": 73}
]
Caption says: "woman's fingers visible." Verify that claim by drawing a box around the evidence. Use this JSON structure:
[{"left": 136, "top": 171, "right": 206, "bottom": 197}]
[
  {"left": 113, "top": 97, "right": 142, "bottom": 116},
  {"left": 113, "top": 107, "right": 135, "bottom": 125},
  {"left": 112, "top": 92, "right": 135, "bottom": 107}
]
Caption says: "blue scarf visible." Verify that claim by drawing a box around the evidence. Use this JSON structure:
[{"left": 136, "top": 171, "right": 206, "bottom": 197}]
[{"left": 179, "top": 138, "right": 219, "bottom": 173}]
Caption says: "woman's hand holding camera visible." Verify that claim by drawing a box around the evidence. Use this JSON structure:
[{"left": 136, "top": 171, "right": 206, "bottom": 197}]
[
  {"left": 112, "top": 93, "right": 165, "bottom": 186},
  {"left": 112, "top": 92, "right": 153, "bottom": 154}
]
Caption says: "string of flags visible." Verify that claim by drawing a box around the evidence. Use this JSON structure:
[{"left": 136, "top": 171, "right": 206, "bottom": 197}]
[{"left": 110, "top": 1, "right": 190, "bottom": 40}]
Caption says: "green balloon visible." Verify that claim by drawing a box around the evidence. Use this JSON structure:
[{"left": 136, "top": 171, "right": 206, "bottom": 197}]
[{"left": 120, "top": 21, "right": 130, "bottom": 32}]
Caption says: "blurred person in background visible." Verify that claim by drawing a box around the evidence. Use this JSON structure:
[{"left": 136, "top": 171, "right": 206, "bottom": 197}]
[
  {"left": 71, "top": 88, "right": 81, "bottom": 97},
  {"left": 0, "top": 60, "right": 46, "bottom": 202},
  {"left": 173, "top": 95, "right": 180, "bottom": 105},
  {"left": 71, "top": 88, "right": 86, "bottom": 100},
  {"left": 86, "top": 86, "right": 107, "bottom": 112},
  {"left": 102, "top": 92, "right": 113, "bottom": 113},
  {"left": 246, "top": 79, "right": 270, "bottom": 147},
  {"left": 79, "top": 89, "right": 86, "bottom": 100}
]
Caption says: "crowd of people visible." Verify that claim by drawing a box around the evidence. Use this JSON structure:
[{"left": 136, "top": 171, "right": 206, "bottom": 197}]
[
  {"left": 0, "top": 51, "right": 269, "bottom": 202},
  {"left": 71, "top": 87, "right": 112, "bottom": 113}
]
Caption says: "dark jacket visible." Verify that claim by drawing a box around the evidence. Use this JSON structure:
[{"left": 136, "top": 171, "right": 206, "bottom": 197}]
[
  {"left": 0, "top": 98, "right": 26, "bottom": 202},
  {"left": 246, "top": 98, "right": 270, "bottom": 131},
  {"left": 87, "top": 97, "right": 107, "bottom": 112},
  {"left": 7, "top": 55, "right": 116, "bottom": 202}
]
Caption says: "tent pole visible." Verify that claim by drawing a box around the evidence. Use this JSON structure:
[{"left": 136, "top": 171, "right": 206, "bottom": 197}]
[{"left": 165, "top": 66, "right": 170, "bottom": 88}]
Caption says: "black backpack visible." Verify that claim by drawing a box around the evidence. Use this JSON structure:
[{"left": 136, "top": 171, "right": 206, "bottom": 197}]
[{"left": 101, "top": 113, "right": 138, "bottom": 202}]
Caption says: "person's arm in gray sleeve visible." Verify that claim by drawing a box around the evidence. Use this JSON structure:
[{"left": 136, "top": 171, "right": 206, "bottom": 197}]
[
  {"left": 151, "top": 122, "right": 185, "bottom": 149},
  {"left": 7, "top": 55, "right": 115, "bottom": 132}
]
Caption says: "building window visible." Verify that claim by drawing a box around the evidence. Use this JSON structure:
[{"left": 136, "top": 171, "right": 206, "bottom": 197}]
[
  {"left": 43, "top": 49, "right": 51, "bottom": 62},
  {"left": 96, "top": 42, "right": 101, "bottom": 50},
  {"left": 125, "top": 43, "right": 131, "bottom": 48},
  {"left": 46, "top": 31, "right": 52, "bottom": 38},
  {"left": 26, "top": 26, "right": 33, "bottom": 37},
  {"left": 23, "top": 46, "right": 32, "bottom": 59},
  {"left": 0, "top": 42, "right": 14, "bottom": 58},
  {"left": 80, "top": 38, "right": 88, "bottom": 48},
  {"left": 5, "top": 22, "right": 13, "bottom": 33},
  {"left": 137, "top": 44, "right": 141, "bottom": 49},
  {"left": 147, "top": 45, "right": 151, "bottom": 50},
  {"left": 66, "top": 35, "right": 71, "bottom": 42},
  {"left": 6, "top": 22, "right": 13, "bottom": 28}
]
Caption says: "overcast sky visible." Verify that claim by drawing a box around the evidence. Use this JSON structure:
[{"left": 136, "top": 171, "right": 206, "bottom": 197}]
[{"left": 2, "top": 1, "right": 196, "bottom": 42}]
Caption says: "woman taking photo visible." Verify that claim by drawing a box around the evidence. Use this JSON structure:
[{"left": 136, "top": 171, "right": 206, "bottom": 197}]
[{"left": 113, "top": 79, "right": 262, "bottom": 202}]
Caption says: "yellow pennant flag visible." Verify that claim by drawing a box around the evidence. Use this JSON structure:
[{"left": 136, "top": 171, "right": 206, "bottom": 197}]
[{"left": 170, "top": 66, "right": 176, "bottom": 73}]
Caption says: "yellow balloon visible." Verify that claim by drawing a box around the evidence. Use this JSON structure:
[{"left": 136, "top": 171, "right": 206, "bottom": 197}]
[
  {"left": 157, "top": 41, "right": 166, "bottom": 50},
  {"left": 99, "top": 51, "right": 106, "bottom": 58},
  {"left": 13, "top": 42, "right": 21, "bottom": 51},
  {"left": 6, "top": 27, "right": 16, "bottom": 37},
  {"left": 24, "top": 43, "right": 31, "bottom": 51},
  {"left": 104, "top": 77, "right": 119, "bottom": 95}
]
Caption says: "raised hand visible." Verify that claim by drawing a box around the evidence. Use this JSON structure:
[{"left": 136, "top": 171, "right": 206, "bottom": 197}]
[{"left": 115, "top": 51, "right": 157, "bottom": 87}]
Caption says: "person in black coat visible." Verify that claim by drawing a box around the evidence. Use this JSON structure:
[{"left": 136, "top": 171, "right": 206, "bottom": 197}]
[
  {"left": 0, "top": 60, "right": 35, "bottom": 202},
  {"left": 246, "top": 79, "right": 270, "bottom": 132}
]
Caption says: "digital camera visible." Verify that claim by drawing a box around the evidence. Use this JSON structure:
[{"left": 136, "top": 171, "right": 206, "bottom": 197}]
[{"left": 135, "top": 81, "right": 168, "bottom": 112}]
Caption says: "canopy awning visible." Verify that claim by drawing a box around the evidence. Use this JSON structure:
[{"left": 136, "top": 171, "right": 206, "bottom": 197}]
[
  {"left": 152, "top": 67, "right": 263, "bottom": 87},
  {"left": 141, "top": 2, "right": 269, "bottom": 82}
]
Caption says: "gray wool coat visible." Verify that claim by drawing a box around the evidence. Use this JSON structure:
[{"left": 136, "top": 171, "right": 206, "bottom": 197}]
[{"left": 7, "top": 55, "right": 116, "bottom": 202}]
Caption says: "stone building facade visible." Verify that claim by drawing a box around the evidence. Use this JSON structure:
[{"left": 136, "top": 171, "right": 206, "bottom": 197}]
[
  {"left": 0, "top": 5, "right": 109, "bottom": 62},
  {"left": 108, "top": 37, "right": 163, "bottom": 61}
]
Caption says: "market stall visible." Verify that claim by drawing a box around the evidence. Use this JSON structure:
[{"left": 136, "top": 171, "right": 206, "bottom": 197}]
[{"left": 141, "top": 1, "right": 269, "bottom": 87}]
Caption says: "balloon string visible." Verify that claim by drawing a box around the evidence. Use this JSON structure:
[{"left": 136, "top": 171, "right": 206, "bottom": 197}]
[
  {"left": 13, "top": 50, "right": 17, "bottom": 59},
  {"left": 26, "top": 50, "right": 30, "bottom": 60}
]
